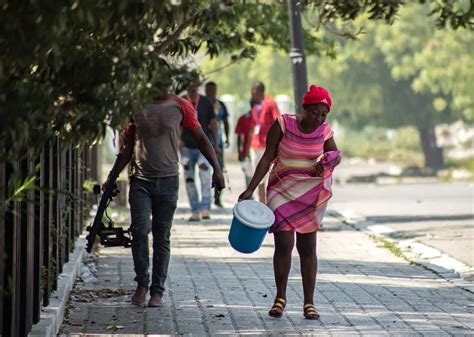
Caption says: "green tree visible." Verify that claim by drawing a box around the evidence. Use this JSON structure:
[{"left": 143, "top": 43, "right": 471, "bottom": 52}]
[
  {"left": 319, "top": 3, "right": 473, "bottom": 170},
  {"left": 1, "top": 0, "right": 471, "bottom": 165},
  {"left": 202, "top": 2, "right": 473, "bottom": 171},
  {"left": 4, "top": 0, "right": 429, "bottom": 208},
  {"left": 203, "top": 48, "right": 293, "bottom": 100}
]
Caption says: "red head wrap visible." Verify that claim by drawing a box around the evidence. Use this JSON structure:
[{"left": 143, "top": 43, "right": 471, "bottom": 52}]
[{"left": 302, "top": 85, "right": 332, "bottom": 111}]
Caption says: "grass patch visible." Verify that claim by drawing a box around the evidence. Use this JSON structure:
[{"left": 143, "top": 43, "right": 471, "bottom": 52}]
[
  {"left": 444, "top": 157, "right": 474, "bottom": 174},
  {"left": 369, "top": 234, "right": 406, "bottom": 260}
]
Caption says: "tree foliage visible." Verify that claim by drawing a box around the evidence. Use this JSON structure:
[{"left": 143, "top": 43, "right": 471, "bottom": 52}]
[
  {"left": 202, "top": 2, "right": 473, "bottom": 169},
  {"left": 322, "top": 3, "right": 474, "bottom": 129},
  {"left": 1, "top": 0, "right": 472, "bottom": 164},
  {"left": 376, "top": 5, "right": 474, "bottom": 121}
]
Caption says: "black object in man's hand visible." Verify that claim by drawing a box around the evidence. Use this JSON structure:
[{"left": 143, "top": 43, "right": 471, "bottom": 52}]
[{"left": 85, "top": 154, "right": 131, "bottom": 253}]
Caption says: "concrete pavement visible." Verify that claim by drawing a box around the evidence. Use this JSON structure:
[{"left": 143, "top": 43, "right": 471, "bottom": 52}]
[
  {"left": 58, "top": 162, "right": 474, "bottom": 336},
  {"left": 59, "top": 210, "right": 474, "bottom": 336}
]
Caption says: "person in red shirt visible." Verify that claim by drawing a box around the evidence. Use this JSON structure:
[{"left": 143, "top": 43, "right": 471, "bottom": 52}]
[
  {"left": 250, "top": 81, "right": 280, "bottom": 202},
  {"left": 235, "top": 104, "right": 256, "bottom": 187}
]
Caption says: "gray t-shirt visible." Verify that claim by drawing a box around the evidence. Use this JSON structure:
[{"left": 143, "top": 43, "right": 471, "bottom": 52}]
[{"left": 129, "top": 96, "right": 200, "bottom": 178}]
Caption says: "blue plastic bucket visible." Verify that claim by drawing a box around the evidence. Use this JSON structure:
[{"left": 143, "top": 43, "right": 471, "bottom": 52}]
[{"left": 228, "top": 200, "right": 275, "bottom": 254}]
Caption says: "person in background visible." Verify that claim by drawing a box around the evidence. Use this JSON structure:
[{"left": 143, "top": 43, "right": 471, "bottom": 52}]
[
  {"left": 250, "top": 81, "right": 280, "bottom": 202},
  {"left": 102, "top": 65, "right": 225, "bottom": 307},
  {"left": 235, "top": 101, "right": 256, "bottom": 187},
  {"left": 238, "top": 85, "right": 341, "bottom": 320},
  {"left": 181, "top": 82, "right": 220, "bottom": 221},
  {"left": 205, "top": 81, "right": 229, "bottom": 207}
]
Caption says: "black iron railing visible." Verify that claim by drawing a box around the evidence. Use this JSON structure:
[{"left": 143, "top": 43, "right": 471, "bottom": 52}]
[{"left": 0, "top": 138, "right": 99, "bottom": 337}]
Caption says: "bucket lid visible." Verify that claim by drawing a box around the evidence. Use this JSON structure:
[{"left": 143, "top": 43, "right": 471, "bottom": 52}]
[{"left": 233, "top": 200, "right": 275, "bottom": 229}]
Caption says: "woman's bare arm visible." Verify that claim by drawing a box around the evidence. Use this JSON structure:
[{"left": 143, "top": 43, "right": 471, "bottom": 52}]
[{"left": 238, "top": 120, "right": 282, "bottom": 200}]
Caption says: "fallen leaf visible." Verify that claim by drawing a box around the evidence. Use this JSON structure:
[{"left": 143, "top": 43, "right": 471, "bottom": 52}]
[{"left": 106, "top": 324, "right": 125, "bottom": 330}]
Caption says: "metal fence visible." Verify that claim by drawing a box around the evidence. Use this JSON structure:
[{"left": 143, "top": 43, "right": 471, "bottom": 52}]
[{"left": 0, "top": 138, "right": 99, "bottom": 337}]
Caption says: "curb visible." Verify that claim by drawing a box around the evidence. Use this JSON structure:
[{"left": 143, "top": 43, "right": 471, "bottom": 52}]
[
  {"left": 343, "top": 176, "right": 441, "bottom": 185},
  {"left": 28, "top": 234, "right": 87, "bottom": 337},
  {"left": 329, "top": 209, "right": 474, "bottom": 293},
  {"left": 376, "top": 176, "right": 440, "bottom": 185}
]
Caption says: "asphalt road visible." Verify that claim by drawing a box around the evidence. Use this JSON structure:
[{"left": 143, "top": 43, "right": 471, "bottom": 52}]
[{"left": 330, "top": 181, "right": 474, "bottom": 267}]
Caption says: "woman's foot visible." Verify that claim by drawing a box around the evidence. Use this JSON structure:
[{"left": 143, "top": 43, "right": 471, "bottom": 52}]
[
  {"left": 268, "top": 297, "right": 286, "bottom": 318},
  {"left": 303, "top": 303, "right": 320, "bottom": 320}
]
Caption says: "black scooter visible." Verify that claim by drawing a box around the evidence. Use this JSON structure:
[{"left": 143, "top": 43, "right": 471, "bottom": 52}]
[{"left": 85, "top": 154, "right": 132, "bottom": 253}]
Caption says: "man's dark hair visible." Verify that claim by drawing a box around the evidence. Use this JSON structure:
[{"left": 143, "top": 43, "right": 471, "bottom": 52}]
[
  {"left": 152, "top": 57, "right": 172, "bottom": 87},
  {"left": 205, "top": 81, "right": 217, "bottom": 89},
  {"left": 253, "top": 81, "right": 265, "bottom": 93}
]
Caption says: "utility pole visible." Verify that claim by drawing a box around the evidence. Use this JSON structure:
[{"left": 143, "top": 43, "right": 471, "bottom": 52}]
[{"left": 287, "top": 0, "right": 308, "bottom": 114}]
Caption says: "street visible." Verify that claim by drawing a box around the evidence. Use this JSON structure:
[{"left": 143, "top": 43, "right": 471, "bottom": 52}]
[{"left": 331, "top": 180, "right": 474, "bottom": 267}]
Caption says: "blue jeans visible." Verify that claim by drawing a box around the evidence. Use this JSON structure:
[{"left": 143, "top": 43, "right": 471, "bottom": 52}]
[
  {"left": 217, "top": 141, "right": 224, "bottom": 170},
  {"left": 181, "top": 147, "right": 212, "bottom": 212},
  {"left": 128, "top": 175, "right": 178, "bottom": 295}
]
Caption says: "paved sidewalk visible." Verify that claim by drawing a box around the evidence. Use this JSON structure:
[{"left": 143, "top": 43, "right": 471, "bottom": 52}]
[
  {"left": 59, "top": 163, "right": 474, "bottom": 336},
  {"left": 60, "top": 212, "right": 473, "bottom": 335}
]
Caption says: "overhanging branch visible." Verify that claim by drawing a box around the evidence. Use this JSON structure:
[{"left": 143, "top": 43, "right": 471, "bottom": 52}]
[{"left": 155, "top": 18, "right": 195, "bottom": 54}]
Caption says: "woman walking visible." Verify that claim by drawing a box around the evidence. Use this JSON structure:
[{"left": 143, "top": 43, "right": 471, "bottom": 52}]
[{"left": 238, "top": 85, "right": 341, "bottom": 319}]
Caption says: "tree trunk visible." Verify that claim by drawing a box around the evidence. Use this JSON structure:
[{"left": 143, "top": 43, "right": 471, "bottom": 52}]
[{"left": 418, "top": 127, "right": 444, "bottom": 173}]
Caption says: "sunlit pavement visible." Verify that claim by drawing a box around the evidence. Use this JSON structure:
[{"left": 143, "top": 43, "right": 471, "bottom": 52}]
[{"left": 59, "top": 162, "right": 474, "bottom": 336}]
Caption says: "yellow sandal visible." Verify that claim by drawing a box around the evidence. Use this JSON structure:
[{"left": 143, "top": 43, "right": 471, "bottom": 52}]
[
  {"left": 268, "top": 297, "right": 286, "bottom": 318},
  {"left": 303, "top": 303, "right": 320, "bottom": 320}
]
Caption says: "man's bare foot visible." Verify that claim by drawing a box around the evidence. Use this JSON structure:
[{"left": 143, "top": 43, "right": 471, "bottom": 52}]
[
  {"left": 148, "top": 294, "right": 163, "bottom": 307},
  {"left": 131, "top": 286, "right": 148, "bottom": 306}
]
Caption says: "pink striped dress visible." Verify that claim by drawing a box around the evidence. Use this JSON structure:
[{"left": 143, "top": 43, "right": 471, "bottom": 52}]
[{"left": 266, "top": 114, "right": 340, "bottom": 233}]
